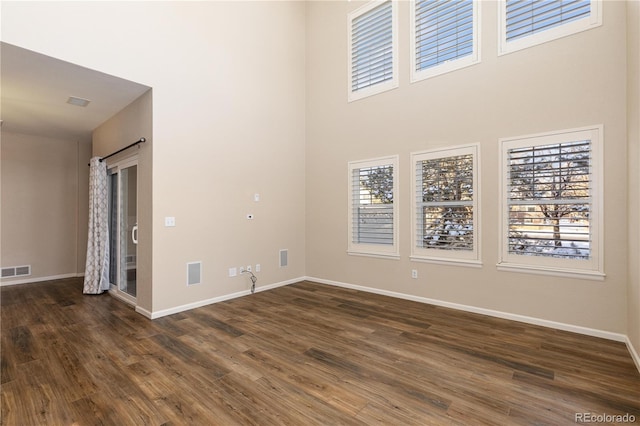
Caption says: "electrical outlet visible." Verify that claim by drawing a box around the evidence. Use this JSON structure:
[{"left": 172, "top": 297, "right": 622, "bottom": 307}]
[
  {"left": 229, "top": 267, "right": 237, "bottom": 277},
  {"left": 239, "top": 266, "right": 246, "bottom": 274},
  {"left": 255, "top": 264, "right": 261, "bottom": 272},
  {"left": 411, "top": 269, "right": 418, "bottom": 279},
  {"left": 247, "top": 265, "right": 252, "bottom": 272}
]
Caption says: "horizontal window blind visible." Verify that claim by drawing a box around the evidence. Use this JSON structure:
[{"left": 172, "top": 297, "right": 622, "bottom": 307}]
[
  {"left": 416, "top": 154, "right": 474, "bottom": 251},
  {"left": 352, "top": 164, "right": 394, "bottom": 245},
  {"left": 507, "top": 140, "right": 591, "bottom": 259},
  {"left": 351, "top": 1, "right": 394, "bottom": 92},
  {"left": 414, "top": 0, "right": 474, "bottom": 71},
  {"left": 506, "top": 0, "right": 591, "bottom": 42}
]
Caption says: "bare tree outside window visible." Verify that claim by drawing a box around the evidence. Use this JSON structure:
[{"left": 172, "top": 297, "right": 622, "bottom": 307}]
[
  {"left": 507, "top": 140, "right": 591, "bottom": 260},
  {"left": 418, "top": 154, "right": 474, "bottom": 250}
]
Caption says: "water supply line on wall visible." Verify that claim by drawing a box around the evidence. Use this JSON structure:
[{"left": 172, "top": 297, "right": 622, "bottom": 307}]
[{"left": 241, "top": 270, "right": 257, "bottom": 294}]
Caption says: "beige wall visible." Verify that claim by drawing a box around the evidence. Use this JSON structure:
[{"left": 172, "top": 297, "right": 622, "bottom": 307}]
[
  {"left": 2, "top": 1, "right": 636, "bottom": 351},
  {"left": 1, "top": 132, "right": 90, "bottom": 283},
  {"left": 1, "top": 1, "right": 307, "bottom": 314},
  {"left": 93, "top": 90, "right": 153, "bottom": 313},
  {"left": 77, "top": 140, "right": 91, "bottom": 272},
  {"left": 627, "top": 0, "right": 640, "bottom": 361},
  {"left": 305, "top": 1, "right": 629, "bottom": 334}
]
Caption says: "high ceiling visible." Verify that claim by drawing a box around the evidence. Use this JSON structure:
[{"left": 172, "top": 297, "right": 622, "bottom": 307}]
[{"left": 1, "top": 42, "right": 150, "bottom": 141}]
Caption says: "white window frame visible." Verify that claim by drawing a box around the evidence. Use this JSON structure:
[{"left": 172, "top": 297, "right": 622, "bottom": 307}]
[
  {"left": 348, "top": 0, "right": 399, "bottom": 102},
  {"left": 410, "top": 144, "right": 481, "bottom": 266},
  {"left": 498, "top": 0, "right": 602, "bottom": 56},
  {"left": 410, "top": 0, "right": 481, "bottom": 83},
  {"left": 498, "top": 125, "right": 604, "bottom": 280},
  {"left": 348, "top": 155, "right": 400, "bottom": 259}
]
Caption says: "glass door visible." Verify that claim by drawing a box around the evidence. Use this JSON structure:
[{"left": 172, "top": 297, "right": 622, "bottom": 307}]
[{"left": 108, "top": 158, "right": 138, "bottom": 303}]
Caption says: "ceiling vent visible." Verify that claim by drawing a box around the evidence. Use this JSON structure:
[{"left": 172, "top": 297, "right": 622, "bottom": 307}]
[{"left": 66, "top": 96, "right": 91, "bottom": 107}]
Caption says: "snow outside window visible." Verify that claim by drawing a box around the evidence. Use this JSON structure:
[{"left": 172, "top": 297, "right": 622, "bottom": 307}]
[
  {"left": 498, "top": 126, "right": 604, "bottom": 280},
  {"left": 411, "top": 144, "right": 480, "bottom": 266}
]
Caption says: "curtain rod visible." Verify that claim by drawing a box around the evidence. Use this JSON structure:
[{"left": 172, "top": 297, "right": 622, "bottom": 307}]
[
  {"left": 99, "top": 137, "right": 146, "bottom": 162},
  {"left": 88, "top": 138, "right": 146, "bottom": 166}
]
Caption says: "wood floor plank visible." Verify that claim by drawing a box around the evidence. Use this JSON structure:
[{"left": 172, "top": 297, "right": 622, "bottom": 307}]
[
  {"left": 2, "top": 277, "right": 639, "bottom": 425},
  {"left": 241, "top": 346, "right": 369, "bottom": 417}
]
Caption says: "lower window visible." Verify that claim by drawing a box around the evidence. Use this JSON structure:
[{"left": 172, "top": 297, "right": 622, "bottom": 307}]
[
  {"left": 411, "top": 144, "right": 480, "bottom": 265},
  {"left": 348, "top": 156, "right": 399, "bottom": 258},
  {"left": 498, "top": 125, "right": 604, "bottom": 279}
]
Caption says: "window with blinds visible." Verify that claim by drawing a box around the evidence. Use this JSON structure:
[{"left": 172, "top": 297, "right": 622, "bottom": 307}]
[
  {"left": 411, "top": 145, "right": 479, "bottom": 264},
  {"left": 411, "top": 0, "right": 480, "bottom": 82},
  {"left": 499, "top": 0, "right": 602, "bottom": 55},
  {"left": 506, "top": 0, "right": 590, "bottom": 42},
  {"left": 348, "top": 156, "right": 399, "bottom": 258},
  {"left": 507, "top": 140, "right": 591, "bottom": 259},
  {"left": 499, "top": 126, "right": 604, "bottom": 279},
  {"left": 348, "top": 1, "right": 398, "bottom": 102}
]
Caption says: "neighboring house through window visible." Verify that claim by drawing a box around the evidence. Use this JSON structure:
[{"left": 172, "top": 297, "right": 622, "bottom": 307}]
[
  {"left": 498, "top": 125, "right": 604, "bottom": 279},
  {"left": 348, "top": 156, "right": 399, "bottom": 258}
]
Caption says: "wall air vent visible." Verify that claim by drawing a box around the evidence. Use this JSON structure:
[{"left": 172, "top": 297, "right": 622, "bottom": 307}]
[
  {"left": 187, "top": 262, "right": 202, "bottom": 286},
  {"left": 279, "top": 249, "right": 288, "bottom": 268},
  {"left": 1, "top": 265, "right": 31, "bottom": 278}
]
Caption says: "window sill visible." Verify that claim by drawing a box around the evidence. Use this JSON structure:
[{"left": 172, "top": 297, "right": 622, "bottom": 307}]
[
  {"left": 410, "top": 57, "right": 480, "bottom": 84},
  {"left": 410, "top": 256, "right": 482, "bottom": 268},
  {"left": 496, "top": 262, "right": 605, "bottom": 281},
  {"left": 347, "top": 250, "right": 400, "bottom": 260},
  {"left": 348, "top": 80, "right": 399, "bottom": 103}
]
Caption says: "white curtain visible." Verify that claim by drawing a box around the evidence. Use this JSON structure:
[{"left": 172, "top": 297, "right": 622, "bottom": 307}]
[{"left": 83, "top": 157, "right": 110, "bottom": 294}]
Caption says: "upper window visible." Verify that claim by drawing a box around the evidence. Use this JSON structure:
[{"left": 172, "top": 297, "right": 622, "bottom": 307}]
[
  {"left": 498, "top": 126, "right": 604, "bottom": 279},
  {"left": 498, "top": 0, "right": 602, "bottom": 55},
  {"left": 348, "top": 156, "right": 399, "bottom": 258},
  {"left": 411, "top": 144, "right": 480, "bottom": 265},
  {"left": 410, "top": 0, "right": 480, "bottom": 82},
  {"left": 348, "top": 1, "right": 399, "bottom": 102}
]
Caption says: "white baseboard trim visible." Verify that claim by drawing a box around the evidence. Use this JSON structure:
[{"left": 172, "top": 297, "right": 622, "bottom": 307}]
[
  {"left": 135, "top": 306, "right": 153, "bottom": 319},
  {"left": 143, "top": 276, "right": 304, "bottom": 320},
  {"left": 0, "top": 272, "right": 84, "bottom": 287},
  {"left": 305, "top": 276, "right": 628, "bottom": 343},
  {"left": 626, "top": 336, "right": 640, "bottom": 373},
  {"left": 108, "top": 288, "right": 136, "bottom": 307}
]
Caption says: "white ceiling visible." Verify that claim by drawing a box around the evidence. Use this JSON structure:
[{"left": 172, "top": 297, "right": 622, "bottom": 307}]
[{"left": 1, "top": 42, "right": 150, "bottom": 141}]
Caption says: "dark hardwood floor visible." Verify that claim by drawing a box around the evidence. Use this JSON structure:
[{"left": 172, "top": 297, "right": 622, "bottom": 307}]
[{"left": 1, "top": 277, "right": 639, "bottom": 425}]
